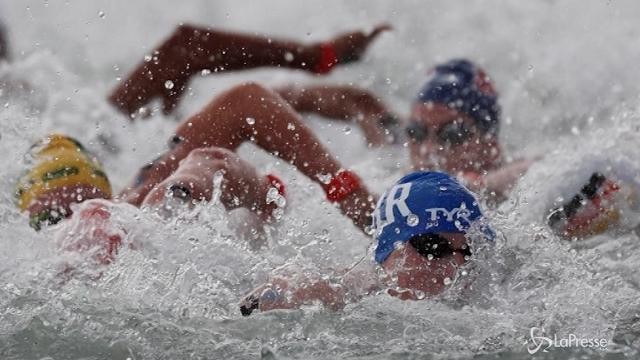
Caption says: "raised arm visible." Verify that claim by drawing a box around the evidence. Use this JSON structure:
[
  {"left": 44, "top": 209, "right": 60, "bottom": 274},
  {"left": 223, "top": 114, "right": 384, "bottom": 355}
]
[
  {"left": 276, "top": 84, "right": 400, "bottom": 146},
  {"left": 119, "top": 82, "right": 376, "bottom": 230},
  {"left": 109, "top": 24, "right": 390, "bottom": 117}
]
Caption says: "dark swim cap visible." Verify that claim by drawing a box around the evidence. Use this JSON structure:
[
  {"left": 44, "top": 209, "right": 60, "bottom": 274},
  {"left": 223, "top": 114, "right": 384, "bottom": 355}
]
[{"left": 416, "top": 59, "right": 501, "bottom": 134}]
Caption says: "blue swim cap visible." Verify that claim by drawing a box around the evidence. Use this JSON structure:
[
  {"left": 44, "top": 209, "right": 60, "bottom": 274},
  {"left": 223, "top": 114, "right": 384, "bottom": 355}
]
[
  {"left": 373, "top": 171, "right": 493, "bottom": 263},
  {"left": 416, "top": 59, "right": 501, "bottom": 134}
]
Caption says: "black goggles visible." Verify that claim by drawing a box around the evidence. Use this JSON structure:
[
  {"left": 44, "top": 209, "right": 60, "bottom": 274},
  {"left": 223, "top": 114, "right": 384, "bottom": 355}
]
[
  {"left": 408, "top": 233, "right": 472, "bottom": 260},
  {"left": 405, "top": 120, "right": 476, "bottom": 146}
]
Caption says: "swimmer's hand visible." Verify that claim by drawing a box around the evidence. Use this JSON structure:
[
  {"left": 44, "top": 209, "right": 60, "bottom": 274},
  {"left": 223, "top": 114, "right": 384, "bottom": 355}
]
[
  {"left": 328, "top": 23, "right": 391, "bottom": 64},
  {"left": 239, "top": 278, "right": 296, "bottom": 316},
  {"left": 239, "top": 277, "right": 347, "bottom": 316},
  {"left": 239, "top": 294, "right": 260, "bottom": 316},
  {"left": 336, "top": 186, "right": 378, "bottom": 232}
]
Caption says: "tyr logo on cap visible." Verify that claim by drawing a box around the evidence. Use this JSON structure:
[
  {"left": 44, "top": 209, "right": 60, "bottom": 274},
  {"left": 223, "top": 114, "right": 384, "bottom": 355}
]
[{"left": 372, "top": 171, "right": 489, "bottom": 264}]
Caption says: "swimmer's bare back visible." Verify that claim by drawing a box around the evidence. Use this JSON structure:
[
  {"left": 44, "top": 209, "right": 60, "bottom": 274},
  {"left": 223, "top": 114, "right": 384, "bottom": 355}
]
[
  {"left": 108, "top": 23, "right": 390, "bottom": 117},
  {"left": 118, "top": 83, "right": 376, "bottom": 231}
]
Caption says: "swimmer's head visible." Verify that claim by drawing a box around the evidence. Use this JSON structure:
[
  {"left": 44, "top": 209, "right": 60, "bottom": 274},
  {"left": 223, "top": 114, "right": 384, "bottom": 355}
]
[
  {"left": 372, "top": 171, "right": 493, "bottom": 297},
  {"left": 15, "top": 134, "right": 112, "bottom": 230},
  {"left": 407, "top": 59, "right": 501, "bottom": 173}
]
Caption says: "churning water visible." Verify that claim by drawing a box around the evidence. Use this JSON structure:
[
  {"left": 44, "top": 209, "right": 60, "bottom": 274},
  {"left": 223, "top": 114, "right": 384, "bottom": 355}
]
[{"left": 2, "top": 1, "right": 640, "bottom": 358}]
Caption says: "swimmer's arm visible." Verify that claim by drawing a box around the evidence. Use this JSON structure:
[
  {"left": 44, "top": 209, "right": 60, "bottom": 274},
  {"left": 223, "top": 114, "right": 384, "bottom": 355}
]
[
  {"left": 109, "top": 24, "right": 390, "bottom": 116},
  {"left": 239, "top": 276, "right": 351, "bottom": 315},
  {"left": 239, "top": 267, "right": 382, "bottom": 315},
  {"left": 275, "top": 85, "right": 399, "bottom": 146},
  {"left": 463, "top": 158, "right": 534, "bottom": 199},
  {"left": 120, "top": 83, "right": 376, "bottom": 231}
]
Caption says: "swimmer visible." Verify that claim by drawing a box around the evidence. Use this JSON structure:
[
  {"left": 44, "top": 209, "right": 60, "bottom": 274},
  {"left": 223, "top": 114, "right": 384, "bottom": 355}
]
[
  {"left": 108, "top": 23, "right": 390, "bottom": 117},
  {"left": 16, "top": 83, "right": 378, "bottom": 263},
  {"left": 546, "top": 172, "right": 640, "bottom": 239},
  {"left": 276, "top": 59, "right": 535, "bottom": 201},
  {"left": 239, "top": 171, "right": 494, "bottom": 315}
]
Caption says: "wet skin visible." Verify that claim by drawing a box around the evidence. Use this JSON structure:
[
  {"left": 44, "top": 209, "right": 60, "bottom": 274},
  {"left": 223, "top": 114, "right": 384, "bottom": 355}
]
[
  {"left": 382, "top": 232, "right": 469, "bottom": 300},
  {"left": 408, "top": 102, "right": 501, "bottom": 174}
]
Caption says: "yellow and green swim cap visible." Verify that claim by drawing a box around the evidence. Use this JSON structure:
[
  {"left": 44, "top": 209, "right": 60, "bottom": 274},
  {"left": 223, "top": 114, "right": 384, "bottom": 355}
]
[{"left": 15, "top": 134, "right": 112, "bottom": 230}]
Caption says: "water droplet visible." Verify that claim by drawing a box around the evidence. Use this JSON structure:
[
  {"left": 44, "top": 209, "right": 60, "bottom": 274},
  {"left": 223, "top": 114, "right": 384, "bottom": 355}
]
[
  {"left": 97, "top": 10, "right": 105, "bottom": 18},
  {"left": 266, "top": 187, "right": 279, "bottom": 204},
  {"left": 287, "top": 123, "right": 296, "bottom": 130},
  {"left": 317, "top": 173, "right": 332, "bottom": 184},
  {"left": 245, "top": 117, "right": 255, "bottom": 125},
  {"left": 443, "top": 277, "right": 452, "bottom": 285},
  {"left": 415, "top": 290, "right": 426, "bottom": 300},
  {"left": 164, "top": 80, "right": 174, "bottom": 89},
  {"left": 364, "top": 225, "right": 375, "bottom": 235},
  {"left": 427, "top": 254, "right": 434, "bottom": 261},
  {"left": 439, "top": 186, "right": 448, "bottom": 191},
  {"left": 272, "top": 208, "right": 284, "bottom": 220},
  {"left": 406, "top": 213, "right": 419, "bottom": 227},
  {"left": 284, "top": 51, "right": 294, "bottom": 62},
  {"left": 343, "top": 126, "right": 352, "bottom": 134},
  {"left": 528, "top": 64, "right": 533, "bottom": 71},
  {"left": 571, "top": 126, "right": 580, "bottom": 135},
  {"left": 137, "top": 106, "right": 150, "bottom": 117},
  {"left": 201, "top": 69, "right": 211, "bottom": 76}
]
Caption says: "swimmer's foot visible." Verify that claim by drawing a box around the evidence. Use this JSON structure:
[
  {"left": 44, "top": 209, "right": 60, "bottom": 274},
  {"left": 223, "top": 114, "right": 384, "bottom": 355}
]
[{"left": 239, "top": 295, "right": 260, "bottom": 316}]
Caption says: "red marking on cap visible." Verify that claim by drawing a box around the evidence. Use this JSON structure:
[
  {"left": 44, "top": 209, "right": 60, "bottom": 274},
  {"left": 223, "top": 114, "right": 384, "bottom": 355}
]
[{"left": 473, "top": 69, "right": 497, "bottom": 96}]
